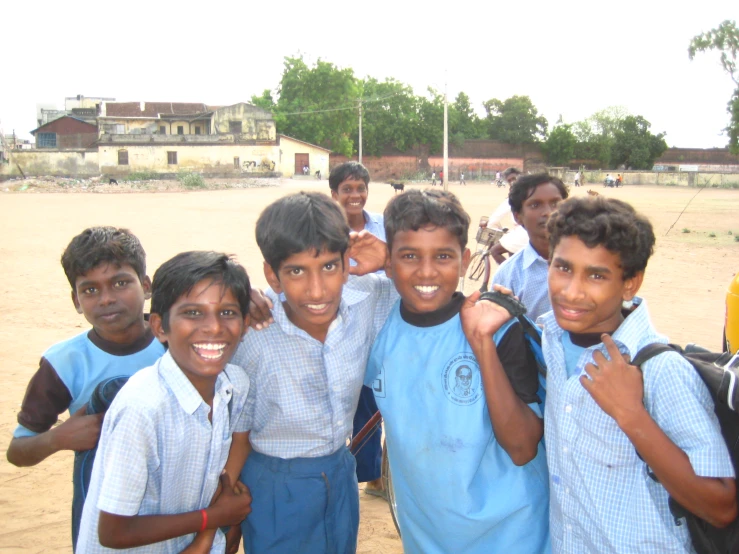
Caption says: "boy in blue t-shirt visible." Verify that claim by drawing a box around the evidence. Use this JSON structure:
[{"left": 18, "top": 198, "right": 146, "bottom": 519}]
[
  {"left": 365, "top": 189, "right": 550, "bottom": 553},
  {"left": 542, "top": 197, "right": 735, "bottom": 553},
  {"left": 6, "top": 227, "right": 165, "bottom": 549}
]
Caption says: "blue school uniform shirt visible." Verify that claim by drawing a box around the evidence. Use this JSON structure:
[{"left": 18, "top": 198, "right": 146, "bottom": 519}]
[
  {"left": 365, "top": 300, "right": 550, "bottom": 554},
  {"left": 76, "top": 351, "right": 249, "bottom": 554},
  {"left": 492, "top": 241, "right": 551, "bottom": 321},
  {"left": 13, "top": 329, "right": 165, "bottom": 438},
  {"left": 231, "top": 274, "right": 397, "bottom": 458},
  {"left": 541, "top": 297, "right": 735, "bottom": 554}
]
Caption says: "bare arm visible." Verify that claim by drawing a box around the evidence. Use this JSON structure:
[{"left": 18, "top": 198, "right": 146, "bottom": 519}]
[
  {"left": 99, "top": 473, "right": 252, "bottom": 549},
  {"left": 490, "top": 242, "right": 511, "bottom": 265},
  {"left": 582, "top": 335, "right": 737, "bottom": 527},
  {"left": 6, "top": 406, "right": 102, "bottom": 467},
  {"left": 461, "top": 291, "right": 543, "bottom": 465}
]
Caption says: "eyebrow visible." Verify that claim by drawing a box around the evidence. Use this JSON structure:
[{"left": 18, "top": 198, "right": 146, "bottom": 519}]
[
  {"left": 282, "top": 256, "right": 343, "bottom": 271},
  {"left": 77, "top": 272, "right": 134, "bottom": 288},
  {"left": 552, "top": 257, "right": 612, "bottom": 274},
  {"left": 396, "top": 246, "right": 458, "bottom": 254}
]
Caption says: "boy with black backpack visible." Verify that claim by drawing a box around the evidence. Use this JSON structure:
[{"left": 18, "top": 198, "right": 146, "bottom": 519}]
[{"left": 541, "top": 196, "right": 736, "bottom": 553}]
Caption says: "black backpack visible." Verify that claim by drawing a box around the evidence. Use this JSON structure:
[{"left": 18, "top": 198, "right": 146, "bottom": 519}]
[{"left": 632, "top": 343, "right": 739, "bottom": 554}]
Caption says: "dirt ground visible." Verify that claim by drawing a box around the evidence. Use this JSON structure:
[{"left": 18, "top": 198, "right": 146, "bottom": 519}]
[{"left": 0, "top": 178, "right": 737, "bottom": 553}]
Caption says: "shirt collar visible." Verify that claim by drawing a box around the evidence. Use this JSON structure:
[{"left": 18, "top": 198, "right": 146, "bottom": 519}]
[
  {"left": 522, "top": 241, "right": 547, "bottom": 270},
  {"left": 159, "top": 350, "right": 233, "bottom": 415},
  {"left": 362, "top": 210, "right": 385, "bottom": 238}
]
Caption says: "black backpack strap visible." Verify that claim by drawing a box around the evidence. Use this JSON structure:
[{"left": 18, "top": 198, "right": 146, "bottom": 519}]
[{"left": 631, "top": 343, "right": 678, "bottom": 368}]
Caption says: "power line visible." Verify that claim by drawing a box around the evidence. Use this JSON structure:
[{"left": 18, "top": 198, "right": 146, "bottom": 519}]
[{"left": 278, "top": 92, "right": 400, "bottom": 116}]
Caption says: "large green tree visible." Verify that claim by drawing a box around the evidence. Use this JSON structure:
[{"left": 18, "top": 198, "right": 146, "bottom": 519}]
[
  {"left": 252, "top": 56, "right": 360, "bottom": 156},
  {"left": 356, "top": 78, "right": 421, "bottom": 156},
  {"left": 611, "top": 116, "right": 668, "bottom": 169},
  {"left": 544, "top": 124, "right": 577, "bottom": 166},
  {"left": 483, "top": 95, "right": 548, "bottom": 143},
  {"left": 449, "top": 92, "right": 486, "bottom": 145},
  {"left": 689, "top": 20, "right": 739, "bottom": 154},
  {"left": 572, "top": 106, "right": 629, "bottom": 168}
]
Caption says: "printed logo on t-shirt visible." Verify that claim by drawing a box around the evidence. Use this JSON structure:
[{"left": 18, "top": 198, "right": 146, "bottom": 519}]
[
  {"left": 441, "top": 353, "right": 482, "bottom": 406},
  {"left": 371, "top": 364, "right": 386, "bottom": 398}
]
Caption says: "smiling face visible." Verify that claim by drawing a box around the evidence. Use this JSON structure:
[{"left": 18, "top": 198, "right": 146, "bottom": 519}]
[
  {"left": 331, "top": 177, "right": 368, "bottom": 220},
  {"left": 264, "top": 248, "right": 348, "bottom": 342},
  {"left": 150, "top": 279, "right": 248, "bottom": 392},
  {"left": 548, "top": 236, "right": 643, "bottom": 335},
  {"left": 513, "top": 182, "right": 565, "bottom": 258},
  {"left": 73, "top": 262, "right": 150, "bottom": 344},
  {"left": 386, "top": 225, "right": 470, "bottom": 314}
]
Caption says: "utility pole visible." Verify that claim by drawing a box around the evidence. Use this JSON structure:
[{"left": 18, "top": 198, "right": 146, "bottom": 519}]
[
  {"left": 443, "top": 78, "right": 449, "bottom": 192},
  {"left": 358, "top": 100, "right": 363, "bottom": 164}
]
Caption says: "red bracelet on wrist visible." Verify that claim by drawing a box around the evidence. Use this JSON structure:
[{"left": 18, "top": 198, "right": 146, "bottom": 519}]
[{"left": 199, "top": 509, "right": 208, "bottom": 532}]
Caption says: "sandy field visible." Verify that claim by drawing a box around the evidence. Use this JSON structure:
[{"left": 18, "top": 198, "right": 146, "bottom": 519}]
[{"left": 1, "top": 178, "right": 737, "bottom": 553}]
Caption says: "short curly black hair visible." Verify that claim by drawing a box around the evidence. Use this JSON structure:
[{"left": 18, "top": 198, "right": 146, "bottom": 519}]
[
  {"left": 384, "top": 189, "right": 470, "bottom": 252},
  {"left": 547, "top": 197, "right": 655, "bottom": 279},
  {"left": 508, "top": 173, "right": 569, "bottom": 214}
]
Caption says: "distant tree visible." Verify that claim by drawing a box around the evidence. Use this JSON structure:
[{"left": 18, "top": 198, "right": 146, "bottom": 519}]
[
  {"left": 357, "top": 78, "right": 421, "bottom": 156},
  {"left": 449, "top": 92, "right": 486, "bottom": 145},
  {"left": 572, "top": 106, "right": 630, "bottom": 168},
  {"left": 250, "top": 90, "right": 276, "bottom": 112},
  {"left": 611, "top": 115, "right": 668, "bottom": 169},
  {"left": 544, "top": 124, "right": 577, "bottom": 166},
  {"left": 268, "top": 55, "right": 360, "bottom": 156},
  {"left": 483, "top": 95, "right": 548, "bottom": 143},
  {"left": 689, "top": 20, "right": 739, "bottom": 154},
  {"left": 416, "top": 88, "right": 445, "bottom": 154}
]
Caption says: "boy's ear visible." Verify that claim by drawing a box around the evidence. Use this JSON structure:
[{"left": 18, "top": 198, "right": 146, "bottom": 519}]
[
  {"left": 330, "top": 189, "right": 339, "bottom": 201},
  {"left": 149, "top": 312, "right": 167, "bottom": 344},
  {"left": 71, "top": 290, "right": 83, "bottom": 314},
  {"left": 263, "top": 261, "right": 282, "bottom": 293},
  {"left": 241, "top": 314, "right": 251, "bottom": 338},
  {"left": 623, "top": 271, "right": 645, "bottom": 302},
  {"left": 512, "top": 211, "right": 523, "bottom": 226},
  {"left": 460, "top": 248, "right": 472, "bottom": 275},
  {"left": 142, "top": 275, "right": 152, "bottom": 300}
]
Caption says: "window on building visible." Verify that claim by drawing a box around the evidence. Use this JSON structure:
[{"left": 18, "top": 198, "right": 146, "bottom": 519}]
[
  {"left": 229, "top": 121, "right": 242, "bottom": 134},
  {"left": 37, "top": 133, "right": 57, "bottom": 148},
  {"left": 234, "top": 157, "right": 240, "bottom": 169},
  {"left": 194, "top": 126, "right": 201, "bottom": 135},
  {"left": 167, "top": 151, "right": 178, "bottom": 165},
  {"left": 118, "top": 150, "right": 129, "bottom": 165},
  {"left": 177, "top": 126, "right": 184, "bottom": 135},
  {"left": 159, "top": 126, "right": 166, "bottom": 135}
]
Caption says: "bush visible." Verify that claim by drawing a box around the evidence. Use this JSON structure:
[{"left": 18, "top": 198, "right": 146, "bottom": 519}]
[
  {"left": 177, "top": 171, "right": 206, "bottom": 189},
  {"left": 123, "top": 170, "right": 159, "bottom": 181}
]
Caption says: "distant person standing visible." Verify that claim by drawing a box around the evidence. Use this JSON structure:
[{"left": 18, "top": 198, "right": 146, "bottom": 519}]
[
  {"left": 440, "top": 170, "right": 444, "bottom": 186},
  {"left": 460, "top": 171, "right": 466, "bottom": 186},
  {"left": 431, "top": 171, "right": 437, "bottom": 186},
  {"left": 495, "top": 170, "right": 502, "bottom": 186},
  {"left": 574, "top": 171, "right": 581, "bottom": 187}
]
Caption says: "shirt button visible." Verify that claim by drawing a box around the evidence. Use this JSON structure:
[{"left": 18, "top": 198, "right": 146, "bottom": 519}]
[
  {"left": 565, "top": 405, "right": 572, "bottom": 413},
  {"left": 562, "top": 446, "right": 568, "bottom": 453},
  {"left": 337, "top": 420, "right": 343, "bottom": 426},
  {"left": 566, "top": 524, "right": 572, "bottom": 531},
  {"left": 565, "top": 487, "right": 570, "bottom": 494}
]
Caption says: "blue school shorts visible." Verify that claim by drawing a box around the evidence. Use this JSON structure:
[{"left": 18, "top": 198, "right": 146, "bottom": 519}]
[{"left": 240, "top": 447, "right": 359, "bottom": 554}]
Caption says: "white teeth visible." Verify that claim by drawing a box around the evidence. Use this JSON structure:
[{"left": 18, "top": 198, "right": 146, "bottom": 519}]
[
  {"left": 415, "top": 285, "right": 439, "bottom": 294},
  {"left": 193, "top": 343, "right": 226, "bottom": 351},
  {"left": 306, "top": 303, "right": 328, "bottom": 310}
]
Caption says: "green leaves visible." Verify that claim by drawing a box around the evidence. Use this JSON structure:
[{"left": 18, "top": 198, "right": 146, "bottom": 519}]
[
  {"left": 483, "top": 95, "right": 548, "bottom": 144},
  {"left": 689, "top": 20, "right": 739, "bottom": 154},
  {"left": 544, "top": 124, "right": 577, "bottom": 166}
]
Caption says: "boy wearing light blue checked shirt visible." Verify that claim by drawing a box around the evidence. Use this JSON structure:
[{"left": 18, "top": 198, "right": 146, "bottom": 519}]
[
  {"left": 542, "top": 197, "right": 736, "bottom": 553},
  {"left": 232, "top": 192, "right": 397, "bottom": 554}
]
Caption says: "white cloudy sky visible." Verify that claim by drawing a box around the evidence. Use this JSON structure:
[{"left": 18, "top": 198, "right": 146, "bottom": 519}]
[{"left": 1, "top": 0, "right": 737, "bottom": 148}]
